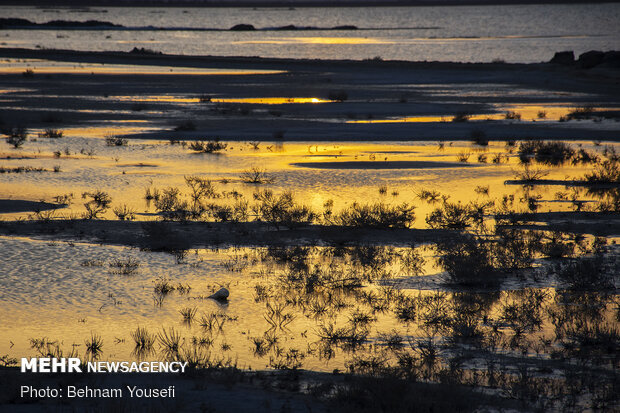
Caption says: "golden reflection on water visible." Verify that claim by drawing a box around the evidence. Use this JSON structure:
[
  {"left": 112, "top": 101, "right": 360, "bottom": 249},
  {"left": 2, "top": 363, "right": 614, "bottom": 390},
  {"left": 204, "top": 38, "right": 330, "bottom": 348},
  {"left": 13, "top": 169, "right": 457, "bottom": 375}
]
[
  {"left": 0, "top": 239, "right": 617, "bottom": 374},
  {"left": 1, "top": 64, "right": 285, "bottom": 76},
  {"left": 116, "top": 95, "right": 332, "bottom": 104},
  {"left": 1, "top": 140, "right": 613, "bottom": 223},
  {"left": 347, "top": 105, "right": 618, "bottom": 123}
]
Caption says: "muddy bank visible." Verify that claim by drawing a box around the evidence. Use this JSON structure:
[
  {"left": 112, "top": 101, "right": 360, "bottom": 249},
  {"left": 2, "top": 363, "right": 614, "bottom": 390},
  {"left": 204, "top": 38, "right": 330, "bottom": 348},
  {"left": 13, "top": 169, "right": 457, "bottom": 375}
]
[
  {"left": 0, "top": 219, "right": 453, "bottom": 248},
  {"left": 0, "top": 199, "right": 65, "bottom": 214},
  {"left": 501, "top": 211, "right": 620, "bottom": 236}
]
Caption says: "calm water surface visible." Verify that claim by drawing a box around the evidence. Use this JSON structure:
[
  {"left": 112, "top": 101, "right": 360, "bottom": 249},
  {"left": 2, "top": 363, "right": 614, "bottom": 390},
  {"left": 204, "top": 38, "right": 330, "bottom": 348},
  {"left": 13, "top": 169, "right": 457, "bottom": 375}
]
[{"left": 1, "top": 4, "right": 618, "bottom": 62}]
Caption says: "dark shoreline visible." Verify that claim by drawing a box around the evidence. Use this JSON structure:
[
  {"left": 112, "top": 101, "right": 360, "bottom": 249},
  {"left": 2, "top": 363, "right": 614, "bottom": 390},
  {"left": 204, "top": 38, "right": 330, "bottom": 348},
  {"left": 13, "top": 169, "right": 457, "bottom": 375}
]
[{"left": 0, "top": 46, "right": 540, "bottom": 69}]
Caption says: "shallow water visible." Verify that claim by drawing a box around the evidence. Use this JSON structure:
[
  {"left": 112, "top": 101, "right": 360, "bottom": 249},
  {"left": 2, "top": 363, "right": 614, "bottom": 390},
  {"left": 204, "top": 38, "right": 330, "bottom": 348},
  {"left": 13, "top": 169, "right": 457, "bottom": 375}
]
[
  {"left": 0, "top": 236, "right": 617, "bottom": 373},
  {"left": 1, "top": 139, "right": 613, "bottom": 224},
  {"left": 2, "top": 4, "right": 619, "bottom": 63}
]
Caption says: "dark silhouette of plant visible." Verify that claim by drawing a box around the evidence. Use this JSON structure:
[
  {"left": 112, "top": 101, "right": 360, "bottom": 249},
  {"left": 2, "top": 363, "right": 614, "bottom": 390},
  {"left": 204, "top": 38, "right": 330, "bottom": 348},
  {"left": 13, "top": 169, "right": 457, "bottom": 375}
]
[{"left": 82, "top": 190, "right": 112, "bottom": 219}]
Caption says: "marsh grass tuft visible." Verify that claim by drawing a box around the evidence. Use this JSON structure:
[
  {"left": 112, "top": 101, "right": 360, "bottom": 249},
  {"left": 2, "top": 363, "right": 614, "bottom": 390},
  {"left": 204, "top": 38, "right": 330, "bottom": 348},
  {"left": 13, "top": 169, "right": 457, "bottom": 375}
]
[
  {"left": 189, "top": 140, "right": 227, "bottom": 153},
  {"left": 85, "top": 333, "right": 103, "bottom": 360},
  {"left": 113, "top": 204, "right": 136, "bottom": 220},
  {"left": 104, "top": 134, "right": 128, "bottom": 146},
  {"left": 39, "top": 128, "right": 63, "bottom": 138},
  {"left": 82, "top": 190, "right": 112, "bottom": 219},
  {"left": 332, "top": 202, "right": 415, "bottom": 229},
  {"left": 179, "top": 307, "right": 198, "bottom": 325},
  {"left": 3, "top": 126, "right": 27, "bottom": 148},
  {"left": 241, "top": 167, "right": 273, "bottom": 184},
  {"left": 157, "top": 327, "right": 182, "bottom": 358},
  {"left": 131, "top": 326, "right": 155, "bottom": 351},
  {"left": 108, "top": 257, "right": 140, "bottom": 275}
]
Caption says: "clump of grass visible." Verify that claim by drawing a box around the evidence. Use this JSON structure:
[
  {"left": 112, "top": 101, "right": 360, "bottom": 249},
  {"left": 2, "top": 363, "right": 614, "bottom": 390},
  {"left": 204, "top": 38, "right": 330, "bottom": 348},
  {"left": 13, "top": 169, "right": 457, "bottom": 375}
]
[
  {"left": 378, "top": 185, "right": 388, "bottom": 195},
  {"left": 22, "top": 69, "right": 34, "bottom": 78},
  {"left": 249, "top": 141, "right": 261, "bottom": 150},
  {"left": 157, "top": 327, "right": 181, "bottom": 358},
  {"left": 514, "top": 164, "right": 549, "bottom": 181},
  {"left": 104, "top": 134, "right": 128, "bottom": 146},
  {"left": 452, "top": 112, "right": 470, "bottom": 122},
  {"left": 504, "top": 111, "right": 521, "bottom": 120},
  {"left": 154, "top": 277, "right": 175, "bottom": 295},
  {"left": 85, "top": 333, "right": 103, "bottom": 360},
  {"left": 566, "top": 106, "right": 594, "bottom": 120},
  {"left": 82, "top": 190, "right": 112, "bottom": 219},
  {"left": 131, "top": 326, "right": 156, "bottom": 351},
  {"left": 318, "top": 322, "right": 368, "bottom": 347},
  {"left": 571, "top": 148, "right": 599, "bottom": 165},
  {"left": 179, "top": 307, "right": 198, "bottom": 324},
  {"left": 189, "top": 140, "right": 227, "bottom": 153},
  {"left": 254, "top": 190, "right": 316, "bottom": 229},
  {"left": 152, "top": 187, "right": 188, "bottom": 220},
  {"left": 332, "top": 202, "right": 415, "bottom": 229},
  {"left": 415, "top": 189, "right": 442, "bottom": 203},
  {"left": 474, "top": 185, "right": 489, "bottom": 195},
  {"left": 144, "top": 186, "right": 160, "bottom": 201},
  {"left": 518, "top": 141, "right": 575, "bottom": 165},
  {"left": 492, "top": 153, "right": 508, "bottom": 164},
  {"left": 584, "top": 159, "right": 620, "bottom": 183},
  {"left": 81, "top": 259, "right": 104, "bottom": 267},
  {"left": 456, "top": 152, "right": 471, "bottom": 162},
  {"left": 241, "top": 167, "right": 273, "bottom": 184},
  {"left": 113, "top": 204, "right": 136, "bottom": 220},
  {"left": 0, "top": 166, "right": 47, "bottom": 173},
  {"left": 185, "top": 176, "right": 218, "bottom": 203},
  {"left": 39, "top": 128, "right": 63, "bottom": 138},
  {"left": 426, "top": 201, "right": 486, "bottom": 230},
  {"left": 537, "top": 111, "right": 547, "bottom": 119},
  {"left": 108, "top": 257, "right": 140, "bottom": 275},
  {"left": 3, "top": 126, "right": 27, "bottom": 148}
]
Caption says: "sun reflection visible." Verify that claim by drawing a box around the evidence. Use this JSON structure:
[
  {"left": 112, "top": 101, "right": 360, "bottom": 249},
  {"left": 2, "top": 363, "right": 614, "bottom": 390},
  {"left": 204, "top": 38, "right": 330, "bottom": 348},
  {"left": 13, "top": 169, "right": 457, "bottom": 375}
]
[{"left": 115, "top": 96, "right": 332, "bottom": 104}]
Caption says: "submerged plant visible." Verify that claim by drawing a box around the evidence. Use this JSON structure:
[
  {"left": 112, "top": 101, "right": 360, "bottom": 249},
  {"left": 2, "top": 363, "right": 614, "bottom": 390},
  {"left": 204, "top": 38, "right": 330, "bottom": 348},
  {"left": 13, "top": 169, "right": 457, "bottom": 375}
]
[
  {"left": 85, "top": 333, "right": 103, "bottom": 360},
  {"left": 131, "top": 326, "right": 156, "bottom": 352},
  {"left": 241, "top": 167, "right": 273, "bottom": 184},
  {"left": 108, "top": 257, "right": 140, "bottom": 275}
]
